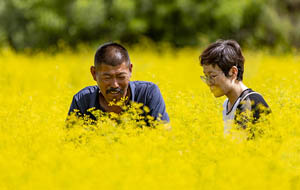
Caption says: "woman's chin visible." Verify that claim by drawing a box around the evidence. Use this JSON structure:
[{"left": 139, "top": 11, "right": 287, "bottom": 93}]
[
  {"left": 210, "top": 89, "right": 224, "bottom": 98},
  {"left": 213, "top": 93, "right": 223, "bottom": 98}
]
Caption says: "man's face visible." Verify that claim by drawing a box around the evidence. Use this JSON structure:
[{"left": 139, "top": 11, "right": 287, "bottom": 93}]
[
  {"left": 202, "top": 64, "right": 232, "bottom": 97},
  {"left": 91, "top": 62, "right": 132, "bottom": 103}
]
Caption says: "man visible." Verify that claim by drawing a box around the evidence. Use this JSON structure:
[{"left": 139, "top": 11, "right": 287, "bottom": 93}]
[
  {"left": 68, "top": 42, "right": 169, "bottom": 124},
  {"left": 199, "top": 39, "right": 270, "bottom": 134}
]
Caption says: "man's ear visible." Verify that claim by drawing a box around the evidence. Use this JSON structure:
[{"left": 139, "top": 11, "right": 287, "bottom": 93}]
[
  {"left": 229, "top": 66, "right": 238, "bottom": 80},
  {"left": 90, "top": 66, "right": 97, "bottom": 81},
  {"left": 129, "top": 63, "right": 133, "bottom": 76}
]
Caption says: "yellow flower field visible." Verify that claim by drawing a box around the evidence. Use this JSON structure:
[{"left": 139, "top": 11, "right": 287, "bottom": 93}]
[{"left": 0, "top": 46, "right": 300, "bottom": 190}]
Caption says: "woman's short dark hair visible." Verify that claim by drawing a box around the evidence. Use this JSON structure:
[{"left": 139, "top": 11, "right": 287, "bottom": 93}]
[
  {"left": 94, "top": 42, "right": 131, "bottom": 67},
  {"left": 199, "top": 39, "right": 245, "bottom": 81}
]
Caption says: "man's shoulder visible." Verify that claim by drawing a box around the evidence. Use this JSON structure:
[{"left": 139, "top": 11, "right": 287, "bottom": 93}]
[
  {"left": 132, "top": 81, "right": 157, "bottom": 88},
  {"left": 130, "top": 81, "right": 163, "bottom": 103},
  {"left": 131, "top": 81, "right": 159, "bottom": 93},
  {"left": 73, "top": 85, "right": 99, "bottom": 100}
]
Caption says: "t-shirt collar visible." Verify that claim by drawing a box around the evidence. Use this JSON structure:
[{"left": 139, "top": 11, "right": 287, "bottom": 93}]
[{"left": 95, "top": 82, "right": 135, "bottom": 109}]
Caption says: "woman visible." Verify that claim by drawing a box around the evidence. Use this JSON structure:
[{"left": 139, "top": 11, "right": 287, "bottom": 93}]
[{"left": 199, "top": 39, "right": 271, "bottom": 135}]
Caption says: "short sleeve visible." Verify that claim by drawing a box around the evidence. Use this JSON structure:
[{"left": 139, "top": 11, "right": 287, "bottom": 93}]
[
  {"left": 248, "top": 93, "right": 271, "bottom": 120},
  {"left": 146, "top": 84, "right": 170, "bottom": 122},
  {"left": 235, "top": 93, "right": 271, "bottom": 127},
  {"left": 68, "top": 96, "right": 81, "bottom": 116}
]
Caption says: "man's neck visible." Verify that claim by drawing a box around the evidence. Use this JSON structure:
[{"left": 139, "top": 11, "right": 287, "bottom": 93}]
[{"left": 226, "top": 81, "right": 248, "bottom": 110}]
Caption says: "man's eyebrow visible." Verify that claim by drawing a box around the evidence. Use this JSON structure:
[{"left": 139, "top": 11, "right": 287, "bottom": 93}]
[
  {"left": 102, "top": 73, "right": 112, "bottom": 76},
  {"left": 117, "top": 72, "right": 127, "bottom": 75}
]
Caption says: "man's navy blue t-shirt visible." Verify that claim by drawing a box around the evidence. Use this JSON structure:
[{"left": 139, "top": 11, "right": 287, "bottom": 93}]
[{"left": 68, "top": 81, "right": 169, "bottom": 122}]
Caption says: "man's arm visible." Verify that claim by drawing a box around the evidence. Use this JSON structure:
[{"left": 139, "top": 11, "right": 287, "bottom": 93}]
[
  {"left": 68, "top": 96, "right": 82, "bottom": 116},
  {"left": 65, "top": 96, "right": 82, "bottom": 128},
  {"left": 147, "top": 84, "right": 170, "bottom": 122}
]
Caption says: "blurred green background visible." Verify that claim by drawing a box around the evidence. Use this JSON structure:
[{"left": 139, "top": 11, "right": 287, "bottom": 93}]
[{"left": 0, "top": 0, "right": 299, "bottom": 51}]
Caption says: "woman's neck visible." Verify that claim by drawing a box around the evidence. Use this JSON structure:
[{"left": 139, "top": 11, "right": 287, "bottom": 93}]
[{"left": 226, "top": 81, "right": 248, "bottom": 110}]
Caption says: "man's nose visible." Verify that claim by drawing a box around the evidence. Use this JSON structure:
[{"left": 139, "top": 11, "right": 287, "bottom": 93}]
[{"left": 110, "top": 78, "right": 119, "bottom": 88}]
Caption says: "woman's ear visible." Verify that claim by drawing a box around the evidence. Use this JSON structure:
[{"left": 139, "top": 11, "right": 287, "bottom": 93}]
[{"left": 229, "top": 66, "right": 239, "bottom": 80}]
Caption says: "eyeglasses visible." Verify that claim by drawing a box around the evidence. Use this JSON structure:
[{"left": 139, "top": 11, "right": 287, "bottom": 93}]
[{"left": 200, "top": 75, "right": 217, "bottom": 85}]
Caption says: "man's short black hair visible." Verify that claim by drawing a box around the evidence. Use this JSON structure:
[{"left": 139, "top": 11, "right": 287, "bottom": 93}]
[
  {"left": 200, "top": 39, "right": 245, "bottom": 81},
  {"left": 94, "top": 42, "right": 131, "bottom": 67}
]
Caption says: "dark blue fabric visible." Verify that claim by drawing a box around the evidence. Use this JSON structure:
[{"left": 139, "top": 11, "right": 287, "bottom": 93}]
[{"left": 68, "top": 81, "right": 169, "bottom": 122}]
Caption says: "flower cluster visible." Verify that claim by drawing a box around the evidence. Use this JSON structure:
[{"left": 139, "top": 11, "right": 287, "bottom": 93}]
[{"left": 0, "top": 47, "right": 299, "bottom": 189}]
